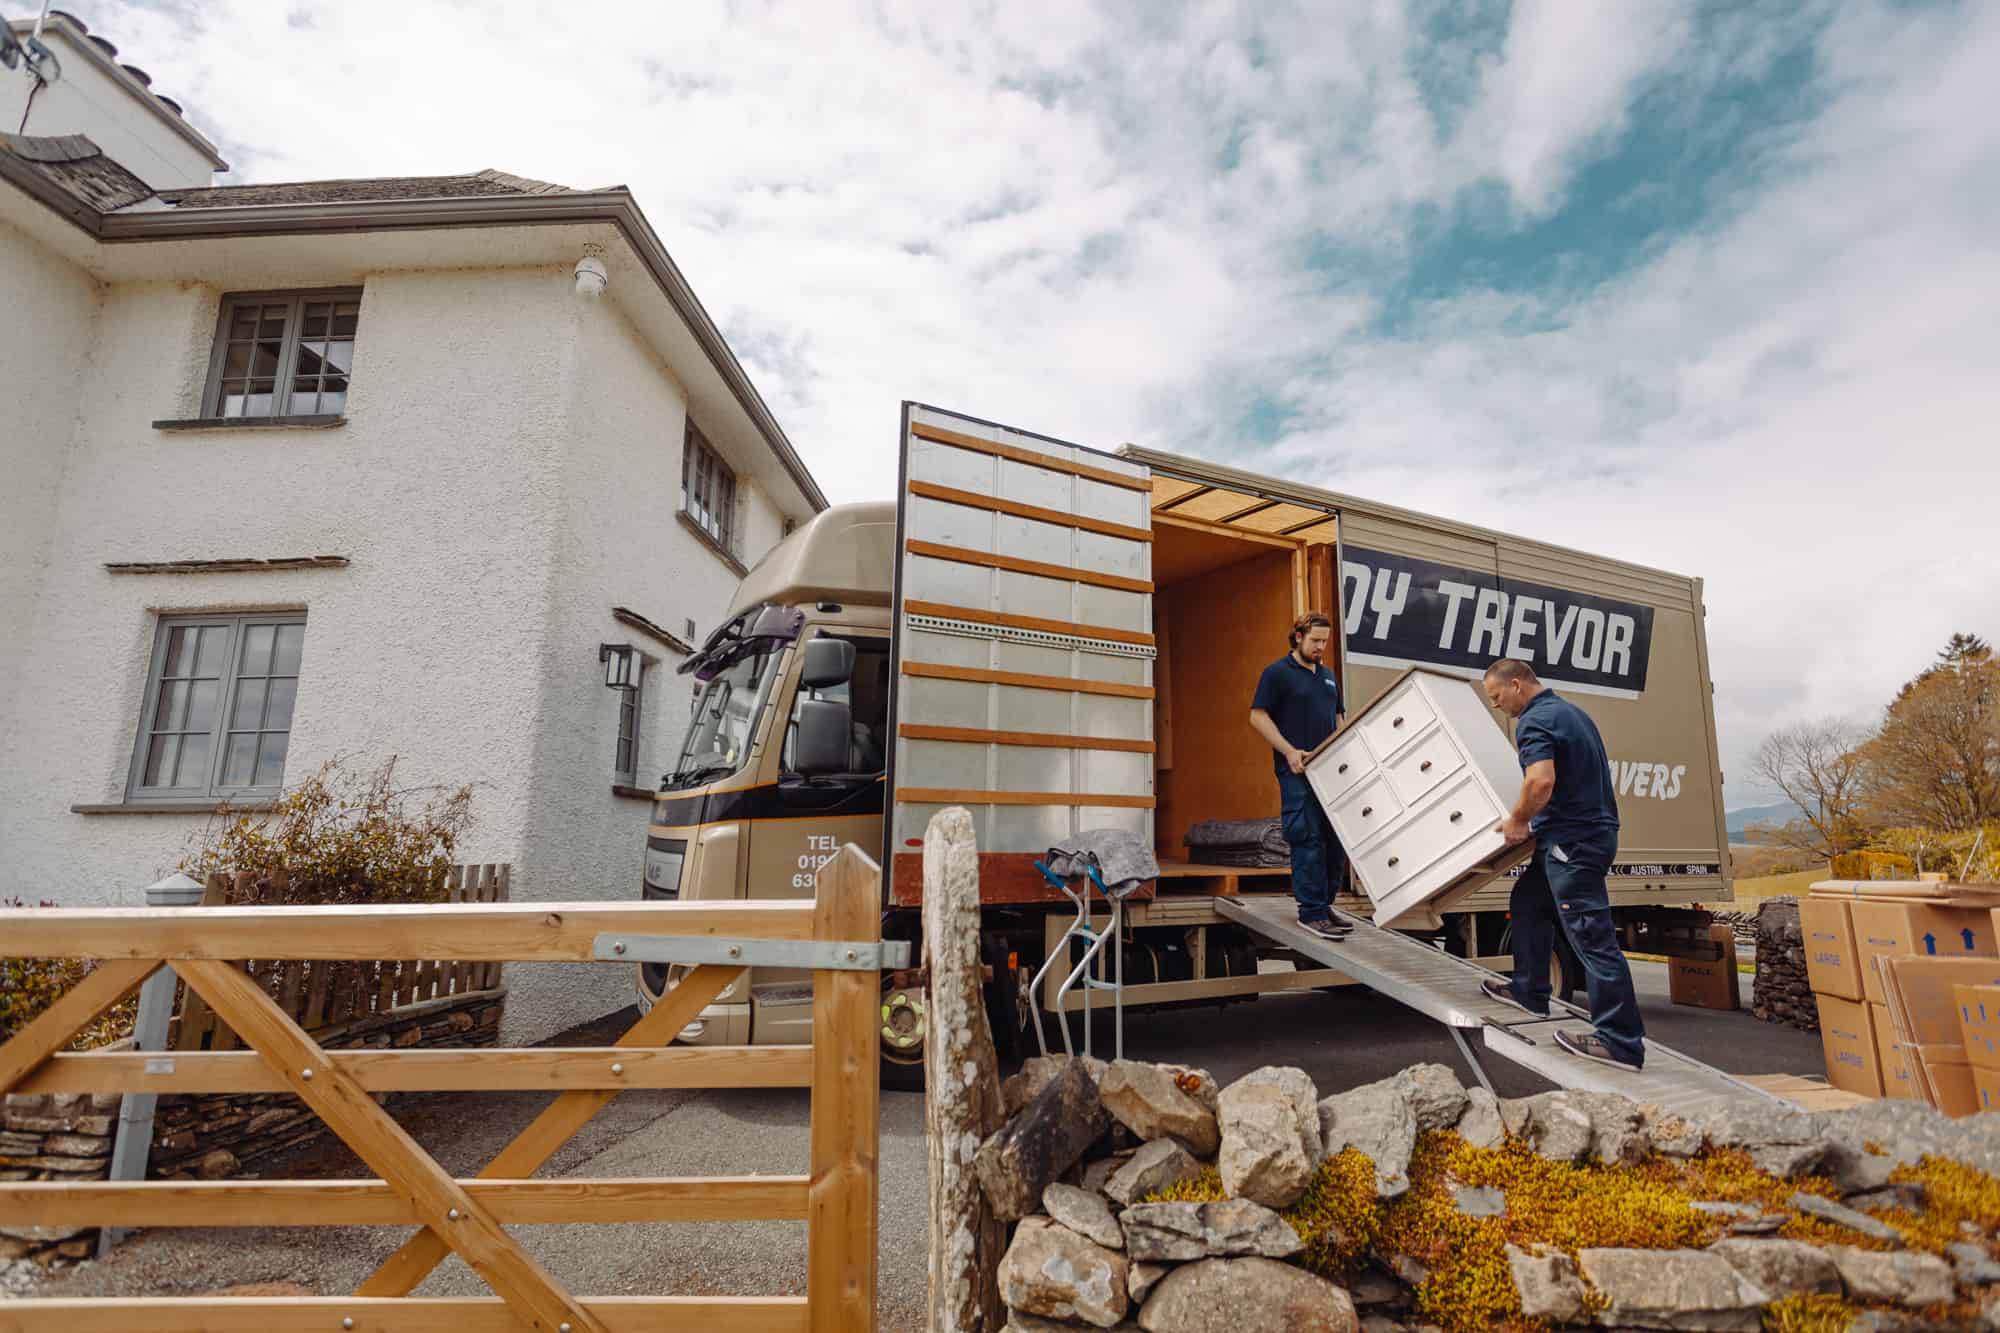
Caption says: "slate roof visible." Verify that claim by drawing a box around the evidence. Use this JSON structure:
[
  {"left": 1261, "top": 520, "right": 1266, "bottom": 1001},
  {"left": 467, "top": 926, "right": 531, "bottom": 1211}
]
[
  {"left": 158, "top": 169, "right": 572, "bottom": 210},
  {"left": 0, "top": 132, "right": 154, "bottom": 211}
]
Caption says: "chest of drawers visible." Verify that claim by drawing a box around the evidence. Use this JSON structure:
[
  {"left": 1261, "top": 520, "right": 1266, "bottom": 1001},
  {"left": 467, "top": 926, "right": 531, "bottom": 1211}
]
[{"left": 1304, "top": 667, "right": 1532, "bottom": 929}]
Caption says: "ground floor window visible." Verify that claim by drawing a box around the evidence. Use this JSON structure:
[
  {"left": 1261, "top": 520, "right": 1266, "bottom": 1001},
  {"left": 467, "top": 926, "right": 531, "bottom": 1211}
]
[{"left": 128, "top": 613, "right": 306, "bottom": 801}]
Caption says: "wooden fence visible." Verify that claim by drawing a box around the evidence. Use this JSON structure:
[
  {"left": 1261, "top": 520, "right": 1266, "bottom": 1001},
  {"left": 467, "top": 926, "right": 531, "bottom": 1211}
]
[
  {"left": 0, "top": 848, "right": 883, "bottom": 1333},
  {"left": 172, "top": 864, "right": 510, "bottom": 1050}
]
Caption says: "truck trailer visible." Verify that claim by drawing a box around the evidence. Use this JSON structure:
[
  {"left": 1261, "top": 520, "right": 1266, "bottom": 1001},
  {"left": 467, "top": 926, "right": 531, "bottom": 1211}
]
[{"left": 635, "top": 403, "right": 1732, "bottom": 1085}]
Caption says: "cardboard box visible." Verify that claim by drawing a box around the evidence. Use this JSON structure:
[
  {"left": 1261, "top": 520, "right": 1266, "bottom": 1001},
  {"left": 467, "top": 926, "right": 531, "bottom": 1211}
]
[
  {"left": 1975, "top": 1065, "right": 2000, "bottom": 1115},
  {"left": 1954, "top": 983, "right": 2000, "bottom": 1070},
  {"left": 1669, "top": 925, "right": 1741, "bottom": 1010},
  {"left": 1850, "top": 900, "right": 1997, "bottom": 1004},
  {"left": 1801, "top": 898, "right": 1863, "bottom": 1001},
  {"left": 1872, "top": 1002, "right": 1919, "bottom": 1100},
  {"left": 1915, "top": 1050, "right": 1981, "bottom": 1118},
  {"left": 1877, "top": 956, "right": 2000, "bottom": 1045},
  {"left": 1817, "top": 993, "right": 1884, "bottom": 1098}
]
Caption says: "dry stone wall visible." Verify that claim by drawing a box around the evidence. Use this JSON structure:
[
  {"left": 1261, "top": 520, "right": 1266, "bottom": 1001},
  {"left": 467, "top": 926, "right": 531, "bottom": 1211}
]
[{"left": 1751, "top": 897, "right": 1820, "bottom": 1033}]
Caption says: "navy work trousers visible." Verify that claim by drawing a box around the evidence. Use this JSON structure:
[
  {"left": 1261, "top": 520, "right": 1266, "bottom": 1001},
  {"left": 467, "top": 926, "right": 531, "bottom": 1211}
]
[
  {"left": 1506, "top": 827, "right": 1647, "bottom": 1067},
  {"left": 1277, "top": 769, "right": 1346, "bottom": 924}
]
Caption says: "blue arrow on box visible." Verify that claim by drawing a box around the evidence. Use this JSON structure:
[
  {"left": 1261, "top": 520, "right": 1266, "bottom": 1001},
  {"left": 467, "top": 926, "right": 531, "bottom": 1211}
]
[
  {"left": 1965, "top": 927, "right": 1977, "bottom": 950},
  {"left": 1924, "top": 932, "right": 1938, "bottom": 955}
]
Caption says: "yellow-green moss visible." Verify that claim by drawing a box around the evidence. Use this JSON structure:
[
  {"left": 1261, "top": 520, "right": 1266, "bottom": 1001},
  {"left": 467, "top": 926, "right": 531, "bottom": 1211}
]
[
  {"left": 1140, "top": 1167, "right": 1227, "bottom": 1204},
  {"left": 1285, "top": 1148, "right": 1383, "bottom": 1275},
  {"left": 1761, "top": 1292, "right": 1856, "bottom": 1333}
]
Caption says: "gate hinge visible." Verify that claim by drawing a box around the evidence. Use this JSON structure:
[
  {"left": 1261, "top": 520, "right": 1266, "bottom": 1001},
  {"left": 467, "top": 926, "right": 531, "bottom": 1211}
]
[{"left": 592, "top": 933, "right": 913, "bottom": 971}]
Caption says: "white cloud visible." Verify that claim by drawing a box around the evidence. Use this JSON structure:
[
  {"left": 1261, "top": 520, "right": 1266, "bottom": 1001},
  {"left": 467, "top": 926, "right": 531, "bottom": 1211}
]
[{"left": 60, "top": 0, "right": 2000, "bottom": 806}]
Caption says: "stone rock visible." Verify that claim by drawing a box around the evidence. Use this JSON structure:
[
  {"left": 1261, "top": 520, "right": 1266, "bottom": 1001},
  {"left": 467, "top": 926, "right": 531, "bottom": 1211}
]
[
  {"left": 1448, "top": 1183, "right": 1505, "bottom": 1218},
  {"left": 1689, "top": 1201, "right": 1762, "bottom": 1221},
  {"left": 1395, "top": 1064, "right": 1468, "bottom": 1131},
  {"left": 1218, "top": 1067, "right": 1321, "bottom": 1209},
  {"left": 1137, "top": 1257, "right": 1357, "bottom": 1333},
  {"left": 1948, "top": 1240, "right": 2000, "bottom": 1286},
  {"left": 1128, "top": 1262, "right": 1168, "bottom": 1305},
  {"left": 1571, "top": 1091, "right": 1650, "bottom": 1166},
  {"left": 1452, "top": 1088, "right": 1504, "bottom": 1150},
  {"left": 1082, "top": 1153, "right": 1130, "bottom": 1197},
  {"left": 1005, "top": 1313, "right": 1139, "bottom": 1333},
  {"left": 41, "top": 1133, "right": 109, "bottom": 1158},
  {"left": 1699, "top": 1102, "right": 1828, "bottom": 1179},
  {"left": 1728, "top": 1215, "right": 1790, "bottom": 1237},
  {"left": 1358, "top": 1317, "right": 1405, "bottom": 1333},
  {"left": 1118, "top": 1199, "right": 1303, "bottom": 1262},
  {"left": 1385, "top": 1252, "right": 1428, "bottom": 1287},
  {"left": 1511, "top": 1091, "right": 1597, "bottom": 1164},
  {"left": 0, "top": 1225, "right": 87, "bottom": 1244},
  {"left": 1826, "top": 1245, "right": 1955, "bottom": 1308},
  {"left": 1318, "top": 1077, "right": 1416, "bottom": 1198},
  {"left": 1347, "top": 1269, "right": 1404, "bottom": 1308},
  {"left": 1499, "top": 1096, "right": 1534, "bottom": 1142},
  {"left": 1845, "top": 1182, "right": 1928, "bottom": 1213},
  {"left": 1823, "top": 1144, "right": 1900, "bottom": 1197},
  {"left": 1789, "top": 1192, "right": 1903, "bottom": 1245},
  {"left": 1105, "top": 1139, "right": 1204, "bottom": 1208},
  {"left": 194, "top": 1148, "right": 240, "bottom": 1180},
  {"left": 1005, "top": 1054, "right": 1112, "bottom": 1118},
  {"left": 978, "top": 1060, "right": 1114, "bottom": 1221},
  {"left": 1505, "top": 1244, "right": 1588, "bottom": 1325},
  {"left": 1576, "top": 1247, "right": 1767, "bottom": 1330},
  {"left": 1707, "top": 1238, "right": 1842, "bottom": 1298},
  {"left": 998, "top": 1216, "right": 1130, "bottom": 1328},
  {"left": 1641, "top": 1105, "right": 1707, "bottom": 1159},
  {"left": 1100, "top": 1061, "right": 1223, "bottom": 1156},
  {"left": 1047, "top": 1183, "right": 1125, "bottom": 1249}
]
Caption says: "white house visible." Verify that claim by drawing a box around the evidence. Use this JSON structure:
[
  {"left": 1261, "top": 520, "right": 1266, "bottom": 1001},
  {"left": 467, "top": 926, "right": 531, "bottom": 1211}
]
[{"left": 0, "top": 11, "right": 826, "bottom": 1039}]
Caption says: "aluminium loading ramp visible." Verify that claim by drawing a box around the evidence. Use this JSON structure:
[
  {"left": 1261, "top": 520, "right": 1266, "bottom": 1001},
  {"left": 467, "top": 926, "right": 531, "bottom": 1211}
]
[{"left": 1212, "top": 896, "right": 1781, "bottom": 1118}]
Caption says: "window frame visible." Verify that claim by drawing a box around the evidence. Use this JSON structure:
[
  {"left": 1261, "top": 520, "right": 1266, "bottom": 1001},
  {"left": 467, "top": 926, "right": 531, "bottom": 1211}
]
[
  {"left": 681, "top": 420, "right": 738, "bottom": 556},
  {"left": 614, "top": 657, "right": 649, "bottom": 787},
  {"left": 125, "top": 611, "right": 308, "bottom": 804},
  {"left": 198, "top": 288, "right": 363, "bottom": 421}
]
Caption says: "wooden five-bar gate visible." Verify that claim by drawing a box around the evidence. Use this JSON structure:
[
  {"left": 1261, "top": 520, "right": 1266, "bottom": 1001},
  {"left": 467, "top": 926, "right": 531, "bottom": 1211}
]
[{"left": 0, "top": 846, "right": 893, "bottom": 1332}]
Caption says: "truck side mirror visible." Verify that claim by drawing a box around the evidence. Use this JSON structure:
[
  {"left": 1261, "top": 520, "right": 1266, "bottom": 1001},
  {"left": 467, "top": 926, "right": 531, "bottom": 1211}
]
[
  {"left": 794, "top": 699, "right": 852, "bottom": 777},
  {"left": 800, "top": 637, "right": 855, "bottom": 690}
]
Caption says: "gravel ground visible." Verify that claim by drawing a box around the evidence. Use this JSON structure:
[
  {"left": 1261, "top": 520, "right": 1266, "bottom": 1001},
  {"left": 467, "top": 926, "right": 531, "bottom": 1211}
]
[{"left": 9, "top": 960, "right": 1824, "bottom": 1329}]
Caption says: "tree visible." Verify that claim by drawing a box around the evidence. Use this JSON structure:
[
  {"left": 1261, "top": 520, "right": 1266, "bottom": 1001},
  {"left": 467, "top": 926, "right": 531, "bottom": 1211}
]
[
  {"left": 1858, "top": 636, "right": 2000, "bottom": 832},
  {"left": 1750, "top": 718, "right": 1873, "bottom": 858}
]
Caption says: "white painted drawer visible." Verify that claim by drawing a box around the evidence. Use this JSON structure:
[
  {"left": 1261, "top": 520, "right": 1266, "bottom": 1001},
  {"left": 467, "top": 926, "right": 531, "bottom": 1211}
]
[
  {"left": 1358, "top": 678, "right": 1436, "bottom": 762},
  {"left": 1384, "top": 725, "right": 1466, "bottom": 808},
  {"left": 1352, "top": 777, "right": 1498, "bottom": 894},
  {"left": 1306, "top": 732, "right": 1374, "bottom": 807},
  {"left": 1327, "top": 771, "right": 1402, "bottom": 852}
]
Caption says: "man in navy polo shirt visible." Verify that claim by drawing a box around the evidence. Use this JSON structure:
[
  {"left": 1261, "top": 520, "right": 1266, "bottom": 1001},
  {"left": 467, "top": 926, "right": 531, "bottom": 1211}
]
[
  {"left": 1248, "top": 612, "right": 1348, "bottom": 941},
  {"left": 1478, "top": 658, "right": 1646, "bottom": 1069}
]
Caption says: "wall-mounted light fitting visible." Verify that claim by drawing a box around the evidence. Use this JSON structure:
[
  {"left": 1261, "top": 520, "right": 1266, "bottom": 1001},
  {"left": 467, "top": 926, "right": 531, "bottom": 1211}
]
[{"left": 599, "top": 642, "right": 639, "bottom": 690}]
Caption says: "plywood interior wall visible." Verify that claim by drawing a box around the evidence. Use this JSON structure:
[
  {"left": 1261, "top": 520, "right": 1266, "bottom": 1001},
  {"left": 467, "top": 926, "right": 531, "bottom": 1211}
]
[{"left": 1153, "top": 542, "right": 1299, "bottom": 859}]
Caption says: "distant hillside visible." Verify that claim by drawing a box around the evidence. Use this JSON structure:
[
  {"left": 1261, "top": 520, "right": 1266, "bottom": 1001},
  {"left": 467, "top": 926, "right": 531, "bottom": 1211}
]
[{"left": 1727, "top": 800, "right": 1807, "bottom": 838}]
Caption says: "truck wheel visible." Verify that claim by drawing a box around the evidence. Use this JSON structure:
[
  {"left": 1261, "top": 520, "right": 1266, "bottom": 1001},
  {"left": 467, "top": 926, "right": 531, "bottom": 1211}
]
[
  {"left": 1552, "top": 937, "right": 1583, "bottom": 1004},
  {"left": 880, "top": 976, "right": 927, "bottom": 1091}
]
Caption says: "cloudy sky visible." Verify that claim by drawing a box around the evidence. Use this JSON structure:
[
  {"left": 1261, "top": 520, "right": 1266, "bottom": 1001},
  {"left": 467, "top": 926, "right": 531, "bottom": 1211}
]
[{"left": 80, "top": 0, "right": 2000, "bottom": 806}]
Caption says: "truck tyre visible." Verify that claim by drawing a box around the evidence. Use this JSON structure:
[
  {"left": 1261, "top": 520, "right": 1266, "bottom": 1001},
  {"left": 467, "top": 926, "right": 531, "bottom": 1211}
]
[{"left": 1552, "top": 935, "right": 1583, "bottom": 1004}]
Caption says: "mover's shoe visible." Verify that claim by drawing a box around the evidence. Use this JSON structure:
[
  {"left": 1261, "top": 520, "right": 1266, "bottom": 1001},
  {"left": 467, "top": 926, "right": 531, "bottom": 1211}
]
[
  {"left": 1299, "top": 918, "right": 1350, "bottom": 942},
  {"left": 1480, "top": 977, "right": 1547, "bottom": 1017},
  {"left": 1555, "top": 1029, "right": 1643, "bottom": 1071}
]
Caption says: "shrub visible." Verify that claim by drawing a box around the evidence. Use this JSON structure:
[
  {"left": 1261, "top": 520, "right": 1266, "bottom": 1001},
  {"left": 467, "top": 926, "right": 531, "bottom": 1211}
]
[{"left": 179, "top": 756, "right": 474, "bottom": 905}]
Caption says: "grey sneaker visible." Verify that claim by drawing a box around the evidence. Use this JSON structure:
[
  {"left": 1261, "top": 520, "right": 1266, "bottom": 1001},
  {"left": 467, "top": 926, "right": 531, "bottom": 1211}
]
[
  {"left": 1481, "top": 976, "right": 1546, "bottom": 1017},
  {"left": 1555, "top": 1029, "right": 1643, "bottom": 1070},
  {"left": 1299, "top": 918, "right": 1350, "bottom": 941}
]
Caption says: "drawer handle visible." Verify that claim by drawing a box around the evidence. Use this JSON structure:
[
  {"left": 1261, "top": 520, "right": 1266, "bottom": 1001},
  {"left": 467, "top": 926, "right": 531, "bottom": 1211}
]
[
  {"left": 1338, "top": 763, "right": 1349, "bottom": 774},
  {"left": 1361, "top": 806, "right": 1373, "bottom": 818},
  {"left": 1392, "top": 716, "right": 1405, "bottom": 728},
  {"left": 1387, "top": 856, "right": 1400, "bottom": 868},
  {"left": 1449, "top": 811, "right": 1463, "bottom": 823},
  {"left": 1420, "top": 760, "right": 1433, "bottom": 772}
]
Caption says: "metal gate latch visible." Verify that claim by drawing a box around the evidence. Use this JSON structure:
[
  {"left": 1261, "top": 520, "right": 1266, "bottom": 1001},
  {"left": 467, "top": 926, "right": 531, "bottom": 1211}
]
[{"left": 592, "top": 934, "right": 912, "bottom": 971}]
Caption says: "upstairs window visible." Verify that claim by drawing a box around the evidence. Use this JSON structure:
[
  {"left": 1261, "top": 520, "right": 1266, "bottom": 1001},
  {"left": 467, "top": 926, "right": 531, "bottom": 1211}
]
[
  {"left": 682, "top": 421, "right": 737, "bottom": 554},
  {"left": 202, "top": 290, "right": 361, "bottom": 419}
]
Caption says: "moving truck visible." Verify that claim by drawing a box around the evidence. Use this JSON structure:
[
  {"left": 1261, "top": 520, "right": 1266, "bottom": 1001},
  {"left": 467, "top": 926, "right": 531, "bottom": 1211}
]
[{"left": 635, "top": 403, "right": 1732, "bottom": 1084}]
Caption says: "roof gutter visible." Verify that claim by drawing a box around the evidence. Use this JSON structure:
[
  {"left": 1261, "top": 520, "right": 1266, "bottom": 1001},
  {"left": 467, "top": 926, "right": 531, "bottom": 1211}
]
[{"left": 0, "top": 163, "right": 826, "bottom": 512}]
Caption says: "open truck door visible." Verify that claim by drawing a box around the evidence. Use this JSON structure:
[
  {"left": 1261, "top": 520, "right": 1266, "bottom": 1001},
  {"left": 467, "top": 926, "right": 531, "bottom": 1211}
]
[{"left": 883, "top": 404, "right": 1158, "bottom": 908}]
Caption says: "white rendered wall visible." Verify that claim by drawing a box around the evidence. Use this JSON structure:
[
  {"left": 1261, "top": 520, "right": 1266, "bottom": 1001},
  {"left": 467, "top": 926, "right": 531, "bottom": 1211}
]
[
  {"left": 0, "top": 221, "right": 97, "bottom": 749},
  {"left": 0, "top": 31, "right": 218, "bottom": 189}
]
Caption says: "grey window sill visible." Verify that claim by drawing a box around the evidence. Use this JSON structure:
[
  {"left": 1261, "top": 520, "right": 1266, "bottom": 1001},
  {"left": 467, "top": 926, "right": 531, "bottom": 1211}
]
[
  {"left": 152, "top": 415, "right": 348, "bottom": 432},
  {"left": 73, "top": 800, "right": 279, "bottom": 815},
  {"left": 677, "top": 511, "right": 748, "bottom": 577},
  {"left": 611, "top": 784, "right": 658, "bottom": 802}
]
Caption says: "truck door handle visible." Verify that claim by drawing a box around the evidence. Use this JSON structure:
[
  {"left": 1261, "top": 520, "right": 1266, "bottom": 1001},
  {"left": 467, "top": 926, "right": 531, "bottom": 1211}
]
[
  {"left": 1420, "top": 760, "right": 1433, "bottom": 772},
  {"left": 1449, "top": 811, "right": 1463, "bottom": 823},
  {"left": 1361, "top": 807, "right": 1373, "bottom": 817}
]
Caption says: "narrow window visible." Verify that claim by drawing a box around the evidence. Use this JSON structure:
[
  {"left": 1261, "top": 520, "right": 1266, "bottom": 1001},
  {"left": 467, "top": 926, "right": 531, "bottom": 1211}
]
[
  {"left": 129, "top": 613, "right": 306, "bottom": 801},
  {"left": 615, "top": 660, "right": 647, "bottom": 786},
  {"left": 682, "top": 420, "right": 737, "bottom": 554}
]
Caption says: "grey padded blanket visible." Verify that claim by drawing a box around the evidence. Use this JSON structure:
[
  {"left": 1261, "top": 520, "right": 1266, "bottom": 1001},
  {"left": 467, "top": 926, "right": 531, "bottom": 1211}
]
[
  {"left": 1045, "top": 829, "right": 1161, "bottom": 898},
  {"left": 1183, "top": 817, "right": 1290, "bottom": 868}
]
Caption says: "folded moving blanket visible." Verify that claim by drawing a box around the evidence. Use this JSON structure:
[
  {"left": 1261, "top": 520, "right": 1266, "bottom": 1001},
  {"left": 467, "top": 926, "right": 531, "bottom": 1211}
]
[
  {"left": 1183, "top": 817, "right": 1290, "bottom": 868},
  {"left": 1045, "top": 828, "right": 1161, "bottom": 897}
]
